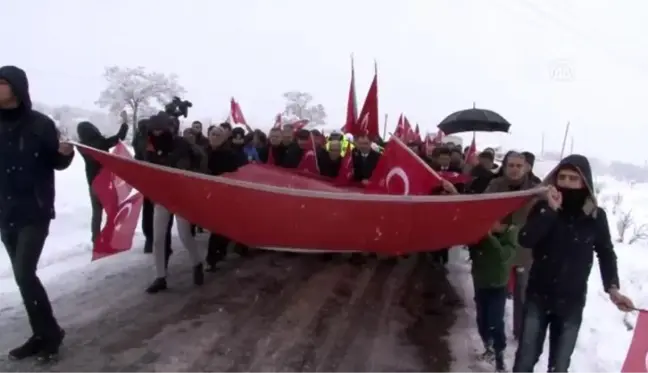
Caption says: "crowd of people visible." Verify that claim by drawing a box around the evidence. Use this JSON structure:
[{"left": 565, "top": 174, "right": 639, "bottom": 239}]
[{"left": 0, "top": 64, "right": 636, "bottom": 372}]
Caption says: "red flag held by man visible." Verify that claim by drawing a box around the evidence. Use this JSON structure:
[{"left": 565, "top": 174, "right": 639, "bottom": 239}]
[
  {"left": 394, "top": 114, "right": 405, "bottom": 139},
  {"left": 464, "top": 132, "right": 477, "bottom": 165},
  {"left": 342, "top": 55, "right": 358, "bottom": 134},
  {"left": 414, "top": 123, "right": 422, "bottom": 142},
  {"left": 622, "top": 310, "right": 648, "bottom": 372},
  {"left": 335, "top": 141, "right": 355, "bottom": 186},
  {"left": 355, "top": 63, "right": 379, "bottom": 139},
  {"left": 230, "top": 97, "right": 253, "bottom": 132},
  {"left": 297, "top": 133, "right": 320, "bottom": 174},
  {"left": 91, "top": 142, "right": 143, "bottom": 261},
  {"left": 112, "top": 142, "right": 134, "bottom": 203},
  {"left": 366, "top": 137, "right": 441, "bottom": 195}
]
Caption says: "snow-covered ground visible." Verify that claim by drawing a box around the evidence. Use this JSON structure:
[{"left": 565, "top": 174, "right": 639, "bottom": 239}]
[
  {"left": 449, "top": 159, "right": 648, "bottom": 372},
  {"left": 0, "top": 155, "right": 645, "bottom": 372}
]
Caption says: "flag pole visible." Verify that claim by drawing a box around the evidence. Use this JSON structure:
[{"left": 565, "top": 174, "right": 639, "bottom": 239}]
[
  {"left": 559, "top": 121, "right": 571, "bottom": 159},
  {"left": 382, "top": 113, "right": 388, "bottom": 139}
]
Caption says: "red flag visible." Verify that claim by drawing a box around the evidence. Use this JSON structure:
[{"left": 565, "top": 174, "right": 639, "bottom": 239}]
[
  {"left": 91, "top": 143, "right": 142, "bottom": 261},
  {"left": 355, "top": 64, "right": 379, "bottom": 139},
  {"left": 342, "top": 55, "right": 358, "bottom": 134},
  {"left": 297, "top": 134, "right": 320, "bottom": 174},
  {"left": 464, "top": 132, "right": 477, "bottom": 165},
  {"left": 403, "top": 116, "right": 414, "bottom": 142},
  {"left": 414, "top": 123, "right": 422, "bottom": 142},
  {"left": 230, "top": 97, "right": 253, "bottom": 132},
  {"left": 438, "top": 171, "right": 471, "bottom": 185},
  {"left": 92, "top": 193, "right": 143, "bottom": 261},
  {"left": 335, "top": 141, "right": 354, "bottom": 186},
  {"left": 394, "top": 114, "right": 405, "bottom": 139},
  {"left": 273, "top": 113, "right": 282, "bottom": 129},
  {"left": 622, "top": 310, "right": 648, "bottom": 372},
  {"left": 91, "top": 168, "right": 118, "bottom": 216},
  {"left": 112, "top": 142, "right": 134, "bottom": 203},
  {"left": 366, "top": 137, "right": 441, "bottom": 195},
  {"left": 433, "top": 131, "right": 444, "bottom": 143}
]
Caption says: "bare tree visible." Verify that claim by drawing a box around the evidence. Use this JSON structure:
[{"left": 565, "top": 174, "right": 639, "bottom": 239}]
[
  {"left": 628, "top": 223, "right": 648, "bottom": 244},
  {"left": 96, "top": 66, "right": 186, "bottom": 135},
  {"left": 616, "top": 210, "right": 633, "bottom": 243},
  {"left": 282, "top": 91, "right": 327, "bottom": 125},
  {"left": 611, "top": 192, "right": 623, "bottom": 215}
]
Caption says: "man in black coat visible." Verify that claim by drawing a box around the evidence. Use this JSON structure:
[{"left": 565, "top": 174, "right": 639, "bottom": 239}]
[
  {"left": 512, "top": 154, "right": 635, "bottom": 372},
  {"left": 0, "top": 65, "right": 74, "bottom": 362},
  {"left": 132, "top": 118, "right": 173, "bottom": 254},
  {"left": 76, "top": 114, "right": 129, "bottom": 243}
]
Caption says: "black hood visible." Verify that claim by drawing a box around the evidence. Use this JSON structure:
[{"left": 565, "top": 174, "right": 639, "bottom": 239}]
[
  {"left": 77, "top": 121, "right": 102, "bottom": 143},
  {"left": 545, "top": 154, "right": 595, "bottom": 200},
  {"left": 148, "top": 112, "right": 174, "bottom": 132},
  {"left": 0, "top": 65, "right": 31, "bottom": 110}
]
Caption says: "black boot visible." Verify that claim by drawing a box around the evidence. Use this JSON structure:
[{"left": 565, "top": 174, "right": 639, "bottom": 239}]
[
  {"left": 35, "top": 329, "right": 65, "bottom": 364},
  {"left": 193, "top": 264, "right": 204, "bottom": 286},
  {"left": 8, "top": 335, "right": 43, "bottom": 360},
  {"left": 143, "top": 240, "right": 153, "bottom": 254},
  {"left": 146, "top": 278, "right": 167, "bottom": 294},
  {"left": 495, "top": 351, "right": 506, "bottom": 372}
]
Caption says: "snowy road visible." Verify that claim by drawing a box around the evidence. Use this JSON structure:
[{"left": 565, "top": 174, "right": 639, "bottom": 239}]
[{"left": 0, "top": 241, "right": 459, "bottom": 372}]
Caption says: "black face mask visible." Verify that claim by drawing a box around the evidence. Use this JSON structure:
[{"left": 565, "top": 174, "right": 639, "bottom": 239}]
[
  {"left": 150, "top": 131, "right": 174, "bottom": 153},
  {"left": 557, "top": 186, "right": 589, "bottom": 214}
]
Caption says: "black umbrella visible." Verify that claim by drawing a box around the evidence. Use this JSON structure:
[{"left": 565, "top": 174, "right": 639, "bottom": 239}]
[{"left": 437, "top": 108, "right": 511, "bottom": 135}]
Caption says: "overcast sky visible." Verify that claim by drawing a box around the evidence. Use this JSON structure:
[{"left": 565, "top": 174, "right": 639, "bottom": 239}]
[{"left": 5, "top": 0, "right": 648, "bottom": 163}]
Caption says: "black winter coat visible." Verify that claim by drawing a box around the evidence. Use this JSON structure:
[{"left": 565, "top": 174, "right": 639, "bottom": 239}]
[
  {"left": 77, "top": 121, "right": 128, "bottom": 185},
  {"left": 0, "top": 65, "right": 74, "bottom": 229},
  {"left": 519, "top": 154, "right": 619, "bottom": 313},
  {"left": 352, "top": 149, "right": 381, "bottom": 181}
]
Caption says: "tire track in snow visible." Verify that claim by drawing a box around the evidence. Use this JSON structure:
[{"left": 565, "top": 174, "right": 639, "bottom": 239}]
[
  {"left": 232, "top": 259, "right": 351, "bottom": 372},
  {"left": 185, "top": 254, "right": 329, "bottom": 372},
  {"left": 311, "top": 259, "right": 396, "bottom": 372},
  {"left": 249, "top": 258, "right": 376, "bottom": 372}
]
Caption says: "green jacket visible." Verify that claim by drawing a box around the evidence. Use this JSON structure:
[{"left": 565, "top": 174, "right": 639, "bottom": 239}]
[{"left": 469, "top": 225, "right": 519, "bottom": 289}]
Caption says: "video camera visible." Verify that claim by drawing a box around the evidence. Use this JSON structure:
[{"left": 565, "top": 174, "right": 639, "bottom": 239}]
[{"left": 164, "top": 96, "right": 193, "bottom": 118}]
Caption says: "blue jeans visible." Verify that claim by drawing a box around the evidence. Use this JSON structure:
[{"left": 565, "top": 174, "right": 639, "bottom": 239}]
[
  {"left": 475, "top": 286, "right": 507, "bottom": 353},
  {"left": 513, "top": 297, "right": 583, "bottom": 372}
]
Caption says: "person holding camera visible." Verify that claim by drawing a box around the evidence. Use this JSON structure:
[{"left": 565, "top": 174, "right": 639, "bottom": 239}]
[
  {"left": 133, "top": 118, "right": 174, "bottom": 255},
  {"left": 143, "top": 111, "right": 204, "bottom": 294}
]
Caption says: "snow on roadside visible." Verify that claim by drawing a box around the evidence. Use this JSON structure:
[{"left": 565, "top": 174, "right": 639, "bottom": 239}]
[{"left": 448, "top": 163, "right": 648, "bottom": 372}]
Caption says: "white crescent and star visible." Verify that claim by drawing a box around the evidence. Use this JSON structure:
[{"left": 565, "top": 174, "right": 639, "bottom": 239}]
[
  {"left": 385, "top": 167, "right": 410, "bottom": 195},
  {"left": 113, "top": 201, "right": 134, "bottom": 232}
]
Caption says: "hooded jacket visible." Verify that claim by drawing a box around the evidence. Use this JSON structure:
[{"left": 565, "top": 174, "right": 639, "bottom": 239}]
[
  {"left": 519, "top": 154, "right": 619, "bottom": 313},
  {"left": 144, "top": 112, "right": 196, "bottom": 170},
  {"left": 77, "top": 121, "right": 128, "bottom": 185},
  {"left": 0, "top": 65, "right": 75, "bottom": 229}
]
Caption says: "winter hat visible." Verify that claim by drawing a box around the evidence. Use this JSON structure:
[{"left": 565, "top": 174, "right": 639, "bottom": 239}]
[
  {"left": 231, "top": 127, "right": 246, "bottom": 139},
  {"left": 148, "top": 111, "right": 174, "bottom": 132}
]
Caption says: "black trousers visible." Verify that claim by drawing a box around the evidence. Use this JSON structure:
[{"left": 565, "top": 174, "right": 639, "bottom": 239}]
[
  {"left": 1, "top": 222, "right": 61, "bottom": 341},
  {"left": 141, "top": 198, "right": 173, "bottom": 251},
  {"left": 89, "top": 189, "right": 103, "bottom": 243},
  {"left": 206, "top": 233, "right": 230, "bottom": 266}
]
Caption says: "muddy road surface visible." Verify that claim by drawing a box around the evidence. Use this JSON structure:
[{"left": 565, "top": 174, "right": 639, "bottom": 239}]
[{"left": 0, "top": 240, "right": 460, "bottom": 372}]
